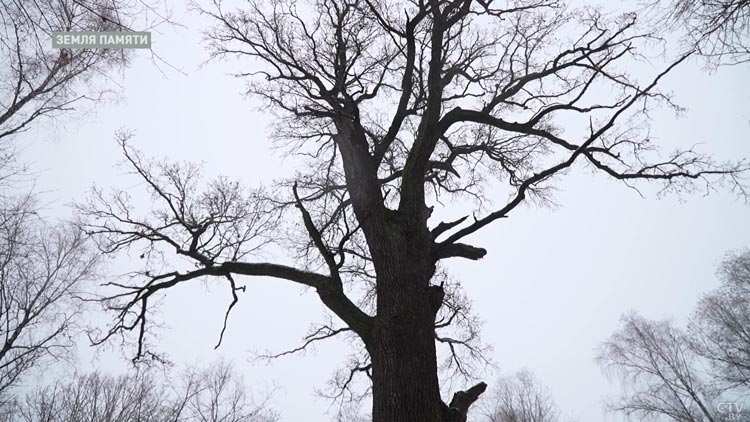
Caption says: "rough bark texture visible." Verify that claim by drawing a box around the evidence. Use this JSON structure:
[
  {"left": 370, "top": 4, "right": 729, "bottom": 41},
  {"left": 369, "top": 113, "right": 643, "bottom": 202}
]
[{"left": 370, "top": 223, "right": 443, "bottom": 422}]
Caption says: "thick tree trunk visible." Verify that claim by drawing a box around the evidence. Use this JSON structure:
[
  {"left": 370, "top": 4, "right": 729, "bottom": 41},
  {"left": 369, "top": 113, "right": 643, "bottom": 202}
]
[
  {"left": 366, "top": 219, "right": 487, "bottom": 422},
  {"left": 368, "top": 214, "right": 446, "bottom": 422},
  {"left": 370, "top": 270, "right": 443, "bottom": 422}
]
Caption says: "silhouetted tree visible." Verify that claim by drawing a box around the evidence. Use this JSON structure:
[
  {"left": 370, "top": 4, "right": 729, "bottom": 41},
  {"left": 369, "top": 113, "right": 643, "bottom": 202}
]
[{"left": 77, "top": 1, "right": 749, "bottom": 421}]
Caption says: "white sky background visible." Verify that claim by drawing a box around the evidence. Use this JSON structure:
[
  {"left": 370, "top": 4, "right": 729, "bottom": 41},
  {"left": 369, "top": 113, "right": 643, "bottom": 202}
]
[{"left": 14, "top": 0, "right": 750, "bottom": 421}]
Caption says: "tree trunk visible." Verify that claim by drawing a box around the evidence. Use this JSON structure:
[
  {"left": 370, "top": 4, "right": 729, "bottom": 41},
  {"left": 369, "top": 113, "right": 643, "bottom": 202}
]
[
  {"left": 370, "top": 262, "right": 443, "bottom": 421},
  {"left": 334, "top": 117, "right": 485, "bottom": 422},
  {"left": 368, "top": 213, "right": 446, "bottom": 422}
]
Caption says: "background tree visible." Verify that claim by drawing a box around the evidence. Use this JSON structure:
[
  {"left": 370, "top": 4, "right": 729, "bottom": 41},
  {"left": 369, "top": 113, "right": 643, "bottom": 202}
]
[
  {"left": 0, "top": 0, "right": 130, "bottom": 141},
  {"left": 0, "top": 0, "right": 177, "bottom": 141},
  {"left": 0, "top": 196, "right": 99, "bottom": 403},
  {"left": 0, "top": 359, "right": 277, "bottom": 422},
  {"left": 597, "top": 313, "right": 720, "bottom": 421},
  {"left": 77, "top": 0, "right": 749, "bottom": 421},
  {"left": 597, "top": 250, "right": 750, "bottom": 421},
  {"left": 646, "top": 0, "right": 750, "bottom": 65},
  {"left": 0, "top": 0, "right": 168, "bottom": 407},
  {"left": 482, "top": 369, "right": 566, "bottom": 422},
  {"left": 690, "top": 249, "right": 750, "bottom": 390},
  {"left": 179, "top": 360, "right": 277, "bottom": 422}
]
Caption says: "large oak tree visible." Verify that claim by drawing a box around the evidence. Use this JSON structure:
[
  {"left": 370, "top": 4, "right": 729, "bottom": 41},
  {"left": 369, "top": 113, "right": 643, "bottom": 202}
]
[{"left": 78, "top": 1, "right": 748, "bottom": 421}]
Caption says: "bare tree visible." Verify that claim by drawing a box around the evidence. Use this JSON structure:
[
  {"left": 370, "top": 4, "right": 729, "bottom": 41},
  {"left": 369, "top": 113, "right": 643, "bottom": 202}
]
[
  {"left": 179, "top": 360, "right": 278, "bottom": 422},
  {"left": 646, "top": 0, "right": 750, "bottom": 65},
  {"left": 0, "top": 359, "right": 276, "bottom": 422},
  {"left": 10, "top": 371, "right": 174, "bottom": 422},
  {"left": 690, "top": 249, "right": 750, "bottom": 391},
  {"left": 0, "top": 0, "right": 174, "bottom": 404},
  {"left": 0, "top": 1, "right": 107, "bottom": 406},
  {"left": 598, "top": 252, "right": 750, "bottom": 421},
  {"left": 0, "top": 0, "right": 133, "bottom": 141},
  {"left": 0, "top": 0, "right": 134, "bottom": 184},
  {"left": 76, "top": 0, "right": 749, "bottom": 421},
  {"left": 0, "top": 0, "right": 178, "bottom": 142},
  {"left": 0, "top": 195, "right": 100, "bottom": 403},
  {"left": 597, "top": 313, "right": 721, "bottom": 421},
  {"left": 483, "top": 369, "right": 565, "bottom": 422}
]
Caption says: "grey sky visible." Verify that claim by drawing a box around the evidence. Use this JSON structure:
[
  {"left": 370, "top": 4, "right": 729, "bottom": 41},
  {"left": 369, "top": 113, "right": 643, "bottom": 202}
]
[{"left": 14, "top": 1, "right": 750, "bottom": 421}]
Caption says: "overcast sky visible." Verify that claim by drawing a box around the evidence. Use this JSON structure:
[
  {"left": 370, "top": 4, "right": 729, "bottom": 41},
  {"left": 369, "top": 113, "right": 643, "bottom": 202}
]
[{"left": 14, "top": 1, "right": 750, "bottom": 421}]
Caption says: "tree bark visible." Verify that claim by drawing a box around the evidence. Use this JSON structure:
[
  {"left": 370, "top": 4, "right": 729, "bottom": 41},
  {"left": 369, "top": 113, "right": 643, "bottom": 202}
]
[
  {"left": 371, "top": 272, "right": 444, "bottom": 421},
  {"left": 368, "top": 237, "right": 485, "bottom": 422},
  {"left": 368, "top": 209, "right": 447, "bottom": 422},
  {"left": 371, "top": 314, "right": 443, "bottom": 422}
]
